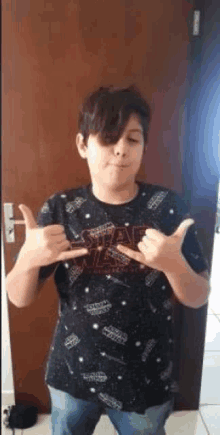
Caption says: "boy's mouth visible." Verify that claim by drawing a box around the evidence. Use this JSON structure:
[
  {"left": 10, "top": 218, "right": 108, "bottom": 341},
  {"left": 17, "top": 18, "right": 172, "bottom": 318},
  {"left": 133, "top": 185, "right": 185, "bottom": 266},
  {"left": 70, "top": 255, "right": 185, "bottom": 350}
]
[{"left": 111, "top": 164, "right": 129, "bottom": 168}]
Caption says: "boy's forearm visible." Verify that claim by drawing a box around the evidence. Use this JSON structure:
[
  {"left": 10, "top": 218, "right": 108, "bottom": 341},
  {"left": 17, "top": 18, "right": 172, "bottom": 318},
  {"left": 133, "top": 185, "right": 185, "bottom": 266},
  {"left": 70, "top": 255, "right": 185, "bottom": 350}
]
[
  {"left": 6, "top": 259, "right": 40, "bottom": 308},
  {"left": 164, "top": 255, "right": 210, "bottom": 309}
]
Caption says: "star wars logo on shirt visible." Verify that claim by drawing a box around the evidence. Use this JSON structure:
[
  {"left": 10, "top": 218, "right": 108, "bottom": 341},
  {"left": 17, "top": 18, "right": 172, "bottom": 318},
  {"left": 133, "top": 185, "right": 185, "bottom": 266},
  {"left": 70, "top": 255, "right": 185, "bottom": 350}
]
[{"left": 68, "top": 222, "right": 151, "bottom": 274}]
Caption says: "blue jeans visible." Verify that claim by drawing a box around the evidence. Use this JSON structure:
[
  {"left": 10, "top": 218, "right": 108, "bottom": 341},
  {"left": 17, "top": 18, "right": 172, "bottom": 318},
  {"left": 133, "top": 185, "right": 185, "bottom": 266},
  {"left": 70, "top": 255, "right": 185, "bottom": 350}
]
[{"left": 48, "top": 385, "right": 174, "bottom": 435}]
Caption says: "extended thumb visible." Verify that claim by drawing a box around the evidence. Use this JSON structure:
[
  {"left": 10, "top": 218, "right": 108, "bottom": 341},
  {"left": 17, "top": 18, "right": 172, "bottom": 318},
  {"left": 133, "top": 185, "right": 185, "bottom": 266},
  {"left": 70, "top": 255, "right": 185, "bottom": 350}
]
[
  {"left": 173, "top": 218, "right": 195, "bottom": 238},
  {"left": 18, "top": 204, "right": 37, "bottom": 229}
]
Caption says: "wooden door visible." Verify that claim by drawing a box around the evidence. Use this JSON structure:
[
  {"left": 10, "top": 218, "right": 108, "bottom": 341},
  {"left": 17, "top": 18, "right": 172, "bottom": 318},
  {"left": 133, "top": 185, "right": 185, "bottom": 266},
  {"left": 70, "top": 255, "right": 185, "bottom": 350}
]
[{"left": 2, "top": 0, "right": 193, "bottom": 413}]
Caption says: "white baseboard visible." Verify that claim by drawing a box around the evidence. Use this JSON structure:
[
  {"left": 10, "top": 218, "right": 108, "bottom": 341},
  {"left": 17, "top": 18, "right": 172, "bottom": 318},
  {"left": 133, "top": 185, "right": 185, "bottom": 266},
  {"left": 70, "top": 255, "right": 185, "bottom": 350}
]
[{"left": 2, "top": 391, "right": 15, "bottom": 407}]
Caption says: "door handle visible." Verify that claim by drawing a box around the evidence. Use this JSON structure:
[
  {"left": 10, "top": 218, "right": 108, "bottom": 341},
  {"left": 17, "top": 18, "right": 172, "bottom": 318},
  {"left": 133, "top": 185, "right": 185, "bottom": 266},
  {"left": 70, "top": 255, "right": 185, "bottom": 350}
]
[{"left": 3, "top": 203, "right": 25, "bottom": 243}]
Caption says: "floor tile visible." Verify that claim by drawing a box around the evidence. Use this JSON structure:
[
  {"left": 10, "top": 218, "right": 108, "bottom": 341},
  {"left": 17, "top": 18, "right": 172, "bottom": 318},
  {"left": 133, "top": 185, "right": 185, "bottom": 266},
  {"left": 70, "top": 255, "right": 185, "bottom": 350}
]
[
  {"left": 21, "top": 414, "right": 118, "bottom": 435},
  {"left": 208, "top": 304, "right": 214, "bottom": 314},
  {"left": 20, "top": 412, "right": 209, "bottom": 435},
  {"left": 1, "top": 422, "right": 21, "bottom": 435},
  {"left": 1, "top": 427, "right": 22, "bottom": 435},
  {"left": 1, "top": 407, "right": 22, "bottom": 435},
  {"left": 204, "top": 315, "right": 220, "bottom": 351},
  {"left": 165, "top": 410, "right": 208, "bottom": 435},
  {"left": 93, "top": 415, "right": 117, "bottom": 435},
  {"left": 200, "top": 351, "right": 220, "bottom": 405},
  {"left": 200, "top": 405, "right": 220, "bottom": 435},
  {"left": 209, "top": 291, "right": 220, "bottom": 315},
  {"left": 10, "top": 411, "right": 212, "bottom": 435}
]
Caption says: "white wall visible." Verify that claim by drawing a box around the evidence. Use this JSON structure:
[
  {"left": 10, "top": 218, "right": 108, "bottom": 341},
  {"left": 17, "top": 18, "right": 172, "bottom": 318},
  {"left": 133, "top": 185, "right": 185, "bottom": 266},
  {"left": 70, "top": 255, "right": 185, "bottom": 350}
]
[{"left": 1, "top": 237, "right": 15, "bottom": 406}]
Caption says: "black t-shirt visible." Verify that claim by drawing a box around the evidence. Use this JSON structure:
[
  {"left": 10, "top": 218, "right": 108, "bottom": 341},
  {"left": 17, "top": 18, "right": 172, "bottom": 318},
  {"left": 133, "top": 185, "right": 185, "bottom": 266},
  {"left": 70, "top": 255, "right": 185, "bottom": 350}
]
[{"left": 33, "top": 181, "right": 208, "bottom": 413}]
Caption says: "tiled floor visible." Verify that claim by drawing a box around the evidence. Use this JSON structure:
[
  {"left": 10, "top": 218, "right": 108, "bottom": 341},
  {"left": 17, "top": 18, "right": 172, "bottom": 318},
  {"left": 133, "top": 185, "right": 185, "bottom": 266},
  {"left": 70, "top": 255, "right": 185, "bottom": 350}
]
[
  {"left": 2, "top": 405, "right": 220, "bottom": 435},
  {"left": 2, "top": 236, "right": 219, "bottom": 434}
]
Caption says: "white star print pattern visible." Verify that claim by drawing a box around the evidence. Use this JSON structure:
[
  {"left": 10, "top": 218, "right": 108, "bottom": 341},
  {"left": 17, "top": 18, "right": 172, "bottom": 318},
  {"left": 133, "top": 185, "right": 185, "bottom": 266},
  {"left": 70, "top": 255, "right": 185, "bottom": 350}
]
[
  {"left": 40, "top": 202, "right": 50, "bottom": 213},
  {"left": 135, "top": 341, "right": 141, "bottom": 347},
  {"left": 64, "top": 358, "right": 74, "bottom": 375},
  {"left": 100, "top": 352, "right": 127, "bottom": 365},
  {"left": 163, "top": 299, "right": 173, "bottom": 310},
  {"left": 84, "top": 300, "right": 112, "bottom": 315},
  {"left": 68, "top": 226, "right": 80, "bottom": 239},
  {"left": 107, "top": 247, "right": 131, "bottom": 265},
  {"left": 64, "top": 333, "right": 81, "bottom": 350},
  {"left": 145, "top": 271, "right": 160, "bottom": 287},
  {"left": 102, "top": 326, "right": 128, "bottom": 345},
  {"left": 147, "top": 191, "right": 169, "bottom": 210},
  {"left": 98, "top": 393, "right": 123, "bottom": 410},
  {"left": 160, "top": 361, "right": 173, "bottom": 381},
  {"left": 36, "top": 182, "right": 207, "bottom": 414},
  {"left": 106, "top": 275, "right": 130, "bottom": 288},
  {"left": 69, "top": 266, "right": 83, "bottom": 285},
  {"left": 142, "top": 339, "right": 157, "bottom": 362},
  {"left": 89, "top": 222, "right": 115, "bottom": 238},
  {"left": 65, "top": 197, "right": 87, "bottom": 213},
  {"left": 148, "top": 300, "right": 157, "bottom": 314},
  {"left": 82, "top": 372, "right": 108, "bottom": 382}
]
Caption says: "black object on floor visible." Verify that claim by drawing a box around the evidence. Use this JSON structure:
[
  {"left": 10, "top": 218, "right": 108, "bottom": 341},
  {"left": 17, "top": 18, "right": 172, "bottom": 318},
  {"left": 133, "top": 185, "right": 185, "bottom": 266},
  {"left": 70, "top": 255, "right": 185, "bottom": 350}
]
[{"left": 3, "top": 404, "right": 38, "bottom": 430}]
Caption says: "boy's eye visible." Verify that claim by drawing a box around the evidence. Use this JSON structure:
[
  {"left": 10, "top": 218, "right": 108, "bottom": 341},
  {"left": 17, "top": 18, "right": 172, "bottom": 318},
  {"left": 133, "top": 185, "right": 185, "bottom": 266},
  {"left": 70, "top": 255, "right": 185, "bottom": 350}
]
[{"left": 128, "top": 138, "right": 138, "bottom": 143}]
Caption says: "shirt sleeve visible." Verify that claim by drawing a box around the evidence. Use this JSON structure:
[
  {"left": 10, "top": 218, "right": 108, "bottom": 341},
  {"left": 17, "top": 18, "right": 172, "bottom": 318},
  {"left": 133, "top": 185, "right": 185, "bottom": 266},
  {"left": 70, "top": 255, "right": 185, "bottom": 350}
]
[{"left": 150, "top": 189, "right": 209, "bottom": 274}]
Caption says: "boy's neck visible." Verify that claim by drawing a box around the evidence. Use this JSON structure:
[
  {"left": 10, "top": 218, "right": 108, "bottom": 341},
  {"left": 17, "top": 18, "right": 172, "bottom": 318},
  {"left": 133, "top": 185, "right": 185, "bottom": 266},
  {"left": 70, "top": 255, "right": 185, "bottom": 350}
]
[{"left": 91, "top": 181, "right": 139, "bottom": 205}]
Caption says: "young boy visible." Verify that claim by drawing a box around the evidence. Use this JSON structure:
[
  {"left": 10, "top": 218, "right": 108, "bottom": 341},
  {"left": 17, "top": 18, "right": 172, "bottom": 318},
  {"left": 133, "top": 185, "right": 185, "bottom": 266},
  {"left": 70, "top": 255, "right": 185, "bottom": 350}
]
[{"left": 7, "top": 84, "right": 210, "bottom": 435}]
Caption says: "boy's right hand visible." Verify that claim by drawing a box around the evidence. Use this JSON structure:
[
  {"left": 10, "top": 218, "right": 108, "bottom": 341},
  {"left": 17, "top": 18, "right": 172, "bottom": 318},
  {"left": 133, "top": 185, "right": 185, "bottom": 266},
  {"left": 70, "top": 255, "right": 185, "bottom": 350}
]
[{"left": 17, "top": 204, "right": 88, "bottom": 269}]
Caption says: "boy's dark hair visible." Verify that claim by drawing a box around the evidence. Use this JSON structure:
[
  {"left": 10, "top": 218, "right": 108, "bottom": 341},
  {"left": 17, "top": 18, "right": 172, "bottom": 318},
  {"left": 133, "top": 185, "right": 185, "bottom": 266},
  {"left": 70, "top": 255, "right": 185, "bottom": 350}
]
[{"left": 77, "top": 84, "right": 151, "bottom": 149}]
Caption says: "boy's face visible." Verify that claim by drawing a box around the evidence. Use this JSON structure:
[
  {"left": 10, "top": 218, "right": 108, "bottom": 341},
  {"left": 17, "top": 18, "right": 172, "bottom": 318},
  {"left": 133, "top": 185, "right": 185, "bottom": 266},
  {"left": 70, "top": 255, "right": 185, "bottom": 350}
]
[{"left": 76, "top": 114, "right": 145, "bottom": 189}]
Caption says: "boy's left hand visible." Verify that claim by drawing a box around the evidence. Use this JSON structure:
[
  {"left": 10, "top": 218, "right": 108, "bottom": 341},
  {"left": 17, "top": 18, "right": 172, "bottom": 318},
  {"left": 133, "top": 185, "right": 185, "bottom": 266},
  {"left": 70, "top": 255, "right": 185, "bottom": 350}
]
[{"left": 116, "top": 218, "right": 195, "bottom": 273}]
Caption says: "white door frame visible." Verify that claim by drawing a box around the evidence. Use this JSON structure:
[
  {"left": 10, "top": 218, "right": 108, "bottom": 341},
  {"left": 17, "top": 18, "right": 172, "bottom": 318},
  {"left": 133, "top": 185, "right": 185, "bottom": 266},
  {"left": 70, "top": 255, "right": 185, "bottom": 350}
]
[{"left": 1, "top": 235, "right": 15, "bottom": 407}]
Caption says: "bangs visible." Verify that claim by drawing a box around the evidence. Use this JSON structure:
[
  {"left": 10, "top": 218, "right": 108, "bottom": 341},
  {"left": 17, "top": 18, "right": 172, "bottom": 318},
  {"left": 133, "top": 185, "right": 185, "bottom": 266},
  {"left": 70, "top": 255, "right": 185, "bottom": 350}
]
[{"left": 78, "top": 85, "right": 151, "bottom": 146}]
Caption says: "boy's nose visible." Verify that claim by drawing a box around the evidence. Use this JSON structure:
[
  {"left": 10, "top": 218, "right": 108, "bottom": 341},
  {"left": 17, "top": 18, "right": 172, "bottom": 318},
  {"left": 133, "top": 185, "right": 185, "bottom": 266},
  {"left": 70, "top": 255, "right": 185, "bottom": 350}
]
[
  {"left": 114, "top": 141, "right": 127, "bottom": 156},
  {"left": 116, "top": 149, "right": 126, "bottom": 156}
]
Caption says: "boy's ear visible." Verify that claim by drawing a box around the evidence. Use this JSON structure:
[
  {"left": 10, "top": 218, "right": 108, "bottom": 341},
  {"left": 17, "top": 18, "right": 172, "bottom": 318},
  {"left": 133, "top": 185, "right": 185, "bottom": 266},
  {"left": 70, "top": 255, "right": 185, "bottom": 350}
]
[{"left": 76, "top": 133, "right": 87, "bottom": 159}]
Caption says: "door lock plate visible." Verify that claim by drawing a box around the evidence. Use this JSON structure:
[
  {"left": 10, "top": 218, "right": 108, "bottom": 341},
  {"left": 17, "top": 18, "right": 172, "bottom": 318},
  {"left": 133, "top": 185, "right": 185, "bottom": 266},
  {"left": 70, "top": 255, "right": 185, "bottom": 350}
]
[{"left": 4, "top": 203, "right": 15, "bottom": 243}]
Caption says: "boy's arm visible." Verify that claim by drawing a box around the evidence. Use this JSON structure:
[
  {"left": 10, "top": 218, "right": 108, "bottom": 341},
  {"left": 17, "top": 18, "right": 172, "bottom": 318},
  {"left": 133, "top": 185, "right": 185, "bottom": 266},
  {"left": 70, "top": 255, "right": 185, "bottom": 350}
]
[
  {"left": 6, "top": 261, "right": 41, "bottom": 308},
  {"left": 6, "top": 198, "right": 59, "bottom": 308},
  {"left": 117, "top": 218, "right": 210, "bottom": 309},
  {"left": 163, "top": 253, "right": 210, "bottom": 309},
  {"left": 199, "top": 270, "right": 209, "bottom": 280},
  {"left": 6, "top": 257, "right": 57, "bottom": 308},
  {"left": 7, "top": 197, "right": 59, "bottom": 308},
  {"left": 7, "top": 196, "right": 88, "bottom": 308}
]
